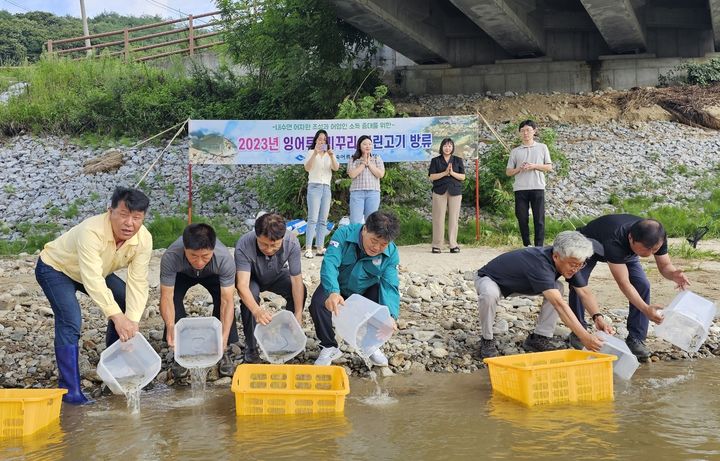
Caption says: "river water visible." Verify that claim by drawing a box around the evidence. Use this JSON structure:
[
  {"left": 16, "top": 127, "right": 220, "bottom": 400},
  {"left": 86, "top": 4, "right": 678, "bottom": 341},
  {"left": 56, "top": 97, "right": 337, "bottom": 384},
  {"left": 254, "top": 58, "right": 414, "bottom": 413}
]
[{"left": 2, "top": 358, "right": 719, "bottom": 460}]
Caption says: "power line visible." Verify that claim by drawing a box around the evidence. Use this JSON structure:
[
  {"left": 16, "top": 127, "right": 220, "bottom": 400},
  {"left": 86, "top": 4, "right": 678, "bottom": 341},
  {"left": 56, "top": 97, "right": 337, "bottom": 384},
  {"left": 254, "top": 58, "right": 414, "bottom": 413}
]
[
  {"left": 144, "top": 0, "right": 219, "bottom": 27},
  {"left": 3, "top": 0, "right": 30, "bottom": 12}
]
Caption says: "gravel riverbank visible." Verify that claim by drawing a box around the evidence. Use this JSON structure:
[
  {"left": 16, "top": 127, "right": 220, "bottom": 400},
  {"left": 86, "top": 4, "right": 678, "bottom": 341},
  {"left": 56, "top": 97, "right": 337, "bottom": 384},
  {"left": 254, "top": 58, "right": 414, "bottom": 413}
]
[{"left": 1, "top": 243, "right": 718, "bottom": 394}]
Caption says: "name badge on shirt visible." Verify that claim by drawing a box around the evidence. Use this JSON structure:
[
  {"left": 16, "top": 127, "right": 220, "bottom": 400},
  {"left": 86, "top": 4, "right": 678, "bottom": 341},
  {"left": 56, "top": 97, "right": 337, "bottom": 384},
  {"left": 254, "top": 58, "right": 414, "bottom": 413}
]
[
  {"left": 372, "top": 257, "right": 382, "bottom": 266},
  {"left": 330, "top": 240, "right": 339, "bottom": 247}
]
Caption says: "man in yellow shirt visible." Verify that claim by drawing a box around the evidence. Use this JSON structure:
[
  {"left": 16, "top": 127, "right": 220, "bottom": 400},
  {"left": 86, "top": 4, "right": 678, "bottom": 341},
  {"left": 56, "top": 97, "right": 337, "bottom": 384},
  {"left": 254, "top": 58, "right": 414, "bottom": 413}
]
[{"left": 35, "top": 187, "right": 152, "bottom": 404}]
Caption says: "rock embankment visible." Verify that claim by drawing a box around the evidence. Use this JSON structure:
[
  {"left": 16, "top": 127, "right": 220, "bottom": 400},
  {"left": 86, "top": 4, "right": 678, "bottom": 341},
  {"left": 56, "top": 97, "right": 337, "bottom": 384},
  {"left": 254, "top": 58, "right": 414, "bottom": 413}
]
[{"left": 1, "top": 120, "right": 719, "bottom": 239}]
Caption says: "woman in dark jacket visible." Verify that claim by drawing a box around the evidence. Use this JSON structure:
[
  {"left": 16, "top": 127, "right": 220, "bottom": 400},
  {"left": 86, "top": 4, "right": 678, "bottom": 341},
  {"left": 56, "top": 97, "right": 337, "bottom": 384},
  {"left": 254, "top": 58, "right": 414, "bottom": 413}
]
[{"left": 428, "top": 138, "right": 465, "bottom": 253}]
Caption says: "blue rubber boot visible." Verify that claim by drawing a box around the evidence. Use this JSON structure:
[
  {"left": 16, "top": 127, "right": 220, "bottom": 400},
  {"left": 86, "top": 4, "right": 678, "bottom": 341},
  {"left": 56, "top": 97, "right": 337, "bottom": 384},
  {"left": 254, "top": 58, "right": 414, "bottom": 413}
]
[{"left": 55, "top": 344, "right": 93, "bottom": 405}]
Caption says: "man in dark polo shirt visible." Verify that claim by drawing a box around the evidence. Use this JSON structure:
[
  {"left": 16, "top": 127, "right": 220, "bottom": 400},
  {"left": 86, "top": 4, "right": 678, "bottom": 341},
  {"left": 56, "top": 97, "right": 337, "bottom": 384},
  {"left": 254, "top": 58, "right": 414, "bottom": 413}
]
[
  {"left": 235, "top": 213, "right": 307, "bottom": 363},
  {"left": 159, "top": 223, "right": 238, "bottom": 378},
  {"left": 570, "top": 214, "right": 690, "bottom": 359},
  {"left": 475, "top": 231, "right": 613, "bottom": 358}
]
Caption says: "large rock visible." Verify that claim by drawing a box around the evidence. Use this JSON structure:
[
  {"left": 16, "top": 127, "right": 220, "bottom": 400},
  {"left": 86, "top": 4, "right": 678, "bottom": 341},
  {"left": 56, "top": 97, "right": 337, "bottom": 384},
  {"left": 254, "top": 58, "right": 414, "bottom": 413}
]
[
  {"left": 83, "top": 149, "right": 124, "bottom": 174},
  {"left": 0, "top": 293, "right": 14, "bottom": 310}
]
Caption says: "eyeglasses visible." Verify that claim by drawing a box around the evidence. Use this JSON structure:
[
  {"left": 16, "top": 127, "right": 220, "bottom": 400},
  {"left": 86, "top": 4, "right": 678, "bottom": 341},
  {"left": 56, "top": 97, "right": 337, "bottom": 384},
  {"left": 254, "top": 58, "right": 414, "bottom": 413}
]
[{"left": 566, "top": 260, "right": 587, "bottom": 271}]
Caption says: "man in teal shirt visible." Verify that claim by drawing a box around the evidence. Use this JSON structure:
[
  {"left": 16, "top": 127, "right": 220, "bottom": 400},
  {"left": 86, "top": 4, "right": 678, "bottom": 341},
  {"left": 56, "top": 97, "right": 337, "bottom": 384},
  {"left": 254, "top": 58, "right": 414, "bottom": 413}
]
[{"left": 309, "top": 211, "right": 400, "bottom": 367}]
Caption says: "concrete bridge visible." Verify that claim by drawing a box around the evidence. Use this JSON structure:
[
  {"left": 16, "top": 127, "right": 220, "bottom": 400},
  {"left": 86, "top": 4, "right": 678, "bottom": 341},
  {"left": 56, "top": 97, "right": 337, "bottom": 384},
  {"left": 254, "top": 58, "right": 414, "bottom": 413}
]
[{"left": 331, "top": 0, "right": 720, "bottom": 94}]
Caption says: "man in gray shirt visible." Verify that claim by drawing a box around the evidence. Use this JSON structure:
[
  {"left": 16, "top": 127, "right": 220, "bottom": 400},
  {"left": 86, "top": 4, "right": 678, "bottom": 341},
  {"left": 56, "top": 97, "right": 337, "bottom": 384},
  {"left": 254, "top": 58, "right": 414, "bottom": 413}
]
[
  {"left": 235, "top": 213, "right": 306, "bottom": 363},
  {"left": 506, "top": 120, "right": 552, "bottom": 247},
  {"left": 159, "top": 223, "right": 238, "bottom": 378}
]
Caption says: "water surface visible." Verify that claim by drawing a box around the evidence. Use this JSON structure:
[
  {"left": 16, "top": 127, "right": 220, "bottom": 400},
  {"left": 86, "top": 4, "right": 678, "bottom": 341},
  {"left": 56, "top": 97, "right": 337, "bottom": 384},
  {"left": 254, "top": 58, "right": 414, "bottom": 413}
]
[{"left": 2, "top": 359, "right": 719, "bottom": 460}]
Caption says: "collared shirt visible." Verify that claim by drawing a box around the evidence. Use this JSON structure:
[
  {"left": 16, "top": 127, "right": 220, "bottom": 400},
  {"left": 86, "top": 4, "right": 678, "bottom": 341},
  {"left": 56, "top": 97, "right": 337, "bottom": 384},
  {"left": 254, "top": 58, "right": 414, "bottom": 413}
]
[
  {"left": 507, "top": 142, "right": 552, "bottom": 191},
  {"left": 477, "top": 246, "right": 586, "bottom": 297},
  {"left": 321, "top": 223, "right": 400, "bottom": 318},
  {"left": 304, "top": 149, "right": 334, "bottom": 185},
  {"left": 578, "top": 214, "right": 668, "bottom": 264},
  {"left": 39, "top": 212, "right": 153, "bottom": 322},
  {"left": 160, "top": 237, "right": 235, "bottom": 287},
  {"left": 234, "top": 230, "right": 302, "bottom": 285},
  {"left": 349, "top": 155, "right": 384, "bottom": 191}
]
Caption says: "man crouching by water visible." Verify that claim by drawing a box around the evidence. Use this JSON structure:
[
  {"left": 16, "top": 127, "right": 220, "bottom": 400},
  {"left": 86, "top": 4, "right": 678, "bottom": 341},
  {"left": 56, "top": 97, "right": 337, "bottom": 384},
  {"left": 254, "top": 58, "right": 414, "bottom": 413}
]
[
  {"left": 159, "top": 223, "right": 239, "bottom": 379},
  {"left": 475, "top": 230, "right": 613, "bottom": 358},
  {"left": 309, "top": 211, "right": 400, "bottom": 367},
  {"left": 35, "top": 187, "right": 152, "bottom": 404}
]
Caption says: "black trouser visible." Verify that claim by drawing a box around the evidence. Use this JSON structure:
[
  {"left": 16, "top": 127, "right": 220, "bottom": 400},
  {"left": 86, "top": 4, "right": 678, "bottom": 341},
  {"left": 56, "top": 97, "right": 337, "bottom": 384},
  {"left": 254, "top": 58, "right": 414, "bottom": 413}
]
[
  {"left": 240, "top": 270, "right": 307, "bottom": 350},
  {"left": 514, "top": 189, "right": 546, "bottom": 247},
  {"left": 164, "top": 272, "right": 239, "bottom": 344},
  {"left": 309, "top": 284, "right": 380, "bottom": 348}
]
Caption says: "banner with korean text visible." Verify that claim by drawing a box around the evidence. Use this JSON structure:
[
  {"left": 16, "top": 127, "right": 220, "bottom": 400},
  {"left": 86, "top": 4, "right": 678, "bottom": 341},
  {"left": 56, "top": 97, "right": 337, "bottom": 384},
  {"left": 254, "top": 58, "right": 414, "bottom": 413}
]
[{"left": 188, "top": 116, "right": 478, "bottom": 165}]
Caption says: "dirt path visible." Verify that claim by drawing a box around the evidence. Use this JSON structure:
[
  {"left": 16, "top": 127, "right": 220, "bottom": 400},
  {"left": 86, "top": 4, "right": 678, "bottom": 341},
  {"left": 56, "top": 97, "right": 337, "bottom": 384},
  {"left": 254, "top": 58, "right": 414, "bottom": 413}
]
[
  {"left": 397, "top": 238, "right": 720, "bottom": 308},
  {"left": 3, "top": 238, "right": 718, "bottom": 310}
]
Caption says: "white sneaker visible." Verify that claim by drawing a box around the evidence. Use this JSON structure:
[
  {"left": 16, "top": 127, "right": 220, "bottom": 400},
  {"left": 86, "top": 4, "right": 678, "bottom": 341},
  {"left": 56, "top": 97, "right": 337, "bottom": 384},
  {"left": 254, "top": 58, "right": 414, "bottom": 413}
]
[
  {"left": 368, "top": 349, "right": 389, "bottom": 367},
  {"left": 304, "top": 249, "right": 314, "bottom": 259},
  {"left": 315, "top": 347, "right": 342, "bottom": 366}
]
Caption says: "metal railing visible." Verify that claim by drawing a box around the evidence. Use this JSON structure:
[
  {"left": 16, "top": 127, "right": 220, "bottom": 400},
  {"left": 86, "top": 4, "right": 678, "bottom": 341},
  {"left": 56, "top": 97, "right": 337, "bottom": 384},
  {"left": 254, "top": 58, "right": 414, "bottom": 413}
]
[{"left": 45, "top": 11, "right": 224, "bottom": 63}]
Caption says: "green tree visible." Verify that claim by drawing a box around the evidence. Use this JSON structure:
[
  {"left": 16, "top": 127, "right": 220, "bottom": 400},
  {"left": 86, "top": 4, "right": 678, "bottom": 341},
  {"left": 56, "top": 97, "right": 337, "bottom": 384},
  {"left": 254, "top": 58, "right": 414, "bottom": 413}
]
[
  {"left": 0, "top": 10, "right": 183, "bottom": 63},
  {"left": 217, "top": 0, "right": 378, "bottom": 119},
  {"left": 336, "top": 84, "right": 398, "bottom": 119}
]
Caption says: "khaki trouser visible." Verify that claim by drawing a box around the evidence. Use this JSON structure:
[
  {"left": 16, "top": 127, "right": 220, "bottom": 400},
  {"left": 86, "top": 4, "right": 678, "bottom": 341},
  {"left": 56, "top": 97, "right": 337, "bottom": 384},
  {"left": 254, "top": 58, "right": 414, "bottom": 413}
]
[
  {"left": 431, "top": 191, "right": 462, "bottom": 248},
  {"left": 474, "top": 275, "right": 563, "bottom": 340}
]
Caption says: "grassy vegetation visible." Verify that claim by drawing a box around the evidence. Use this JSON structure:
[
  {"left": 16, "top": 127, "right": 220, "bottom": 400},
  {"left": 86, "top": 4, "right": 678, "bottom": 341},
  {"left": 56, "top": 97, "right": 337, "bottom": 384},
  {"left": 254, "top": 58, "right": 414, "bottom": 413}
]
[
  {"left": 0, "top": 58, "right": 192, "bottom": 138},
  {"left": 146, "top": 215, "right": 241, "bottom": 250},
  {"left": 668, "top": 242, "right": 718, "bottom": 260},
  {"left": 608, "top": 176, "right": 720, "bottom": 239},
  {"left": 0, "top": 222, "right": 60, "bottom": 256},
  {"left": 1, "top": 196, "right": 718, "bottom": 258}
]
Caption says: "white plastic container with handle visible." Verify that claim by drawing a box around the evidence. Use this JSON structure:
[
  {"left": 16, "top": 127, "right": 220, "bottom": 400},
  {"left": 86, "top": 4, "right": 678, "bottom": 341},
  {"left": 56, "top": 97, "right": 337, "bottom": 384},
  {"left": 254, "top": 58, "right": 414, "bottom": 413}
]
[
  {"left": 332, "top": 294, "right": 394, "bottom": 358},
  {"left": 655, "top": 291, "right": 717, "bottom": 353},
  {"left": 254, "top": 310, "right": 307, "bottom": 364},
  {"left": 174, "top": 317, "right": 223, "bottom": 369},
  {"left": 96, "top": 333, "right": 161, "bottom": 395}
]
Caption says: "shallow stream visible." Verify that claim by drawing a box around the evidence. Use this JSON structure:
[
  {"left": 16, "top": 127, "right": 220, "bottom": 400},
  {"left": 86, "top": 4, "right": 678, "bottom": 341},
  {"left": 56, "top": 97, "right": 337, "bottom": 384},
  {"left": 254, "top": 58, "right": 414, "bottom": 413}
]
[{"left": 2, "top": 358, "right": 719, "bottom": 460}]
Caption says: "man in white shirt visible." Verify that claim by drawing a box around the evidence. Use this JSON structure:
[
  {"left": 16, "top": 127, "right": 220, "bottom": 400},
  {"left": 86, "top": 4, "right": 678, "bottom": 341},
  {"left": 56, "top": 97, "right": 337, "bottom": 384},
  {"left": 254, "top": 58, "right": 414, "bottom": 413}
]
[{"left": 506, "top": 120, "right": 553, "bottom": 247}]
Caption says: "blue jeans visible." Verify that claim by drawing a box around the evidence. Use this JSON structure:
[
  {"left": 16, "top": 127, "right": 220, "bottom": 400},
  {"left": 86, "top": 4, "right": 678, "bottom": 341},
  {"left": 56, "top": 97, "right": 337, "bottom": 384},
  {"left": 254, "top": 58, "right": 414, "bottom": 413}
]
[
  {"left": 349, "top": 190, "right": 380, "bottom": 224},
  {"left": 306, "top": 183, "right": 332, "bottom": 249},
  {"left": 35, "top": 257, "right": 126, "bottom": 347},
  {"left": 569, "top": 256, "right": 651, "bottom": 340}
]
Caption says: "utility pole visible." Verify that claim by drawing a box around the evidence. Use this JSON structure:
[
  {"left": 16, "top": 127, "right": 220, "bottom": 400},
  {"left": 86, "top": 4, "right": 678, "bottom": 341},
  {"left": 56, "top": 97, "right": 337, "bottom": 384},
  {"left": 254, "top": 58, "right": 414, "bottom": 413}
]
[{"left": 79, "top": 0, "right": 92, "bottom": 56}]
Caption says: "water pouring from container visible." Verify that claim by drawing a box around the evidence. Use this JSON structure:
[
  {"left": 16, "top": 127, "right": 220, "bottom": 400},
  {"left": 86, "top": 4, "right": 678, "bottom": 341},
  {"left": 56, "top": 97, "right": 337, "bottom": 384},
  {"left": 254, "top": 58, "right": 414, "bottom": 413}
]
[
  {"left": 96, "top": 333, "right": 161, "bottom": 413},
  {"left": 174, "top": 317, "right": 224, "bottom": 397}
]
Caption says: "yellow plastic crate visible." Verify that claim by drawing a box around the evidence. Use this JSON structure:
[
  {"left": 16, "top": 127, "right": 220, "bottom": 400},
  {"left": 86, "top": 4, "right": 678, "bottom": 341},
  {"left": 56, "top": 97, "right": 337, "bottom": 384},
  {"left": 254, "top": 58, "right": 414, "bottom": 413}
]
[
  {"left": 0, "top": 389, "right": 67, "bottom": 437},
  {"left": 483, "top": 349, "right": 616, "bottom": 406},
  {"left": 231, "top": 364, "right": 350, "bottom": 415}
]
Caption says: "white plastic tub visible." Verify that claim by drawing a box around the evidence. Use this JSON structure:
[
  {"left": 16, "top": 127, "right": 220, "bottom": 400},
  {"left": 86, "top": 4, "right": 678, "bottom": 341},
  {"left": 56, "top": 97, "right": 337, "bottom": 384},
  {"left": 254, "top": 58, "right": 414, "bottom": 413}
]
[
  {"left": 332, "top": 294, "right": 394, "bottom": 358},
  {"left": 254, "top": 310, "right": 307, "bottom": 364},
  {"left": 96, "top": 333, "right": 161, "bottom": 395},
  {"left": 174, "top": 317, "right": 223, "bottom": 369},
  {"left": 595, "top": 331, "right": 639, "bottom": 380},
  {"left": 655, "top": 291, "right": 717, "bottom": 353}
]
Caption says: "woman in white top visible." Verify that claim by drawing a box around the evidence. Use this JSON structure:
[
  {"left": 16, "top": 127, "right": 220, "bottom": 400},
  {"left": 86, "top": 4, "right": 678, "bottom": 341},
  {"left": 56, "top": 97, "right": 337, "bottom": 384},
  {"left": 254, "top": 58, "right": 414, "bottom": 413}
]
[{"left": 303, "top": 129, "right": 339, "bottom": 258}]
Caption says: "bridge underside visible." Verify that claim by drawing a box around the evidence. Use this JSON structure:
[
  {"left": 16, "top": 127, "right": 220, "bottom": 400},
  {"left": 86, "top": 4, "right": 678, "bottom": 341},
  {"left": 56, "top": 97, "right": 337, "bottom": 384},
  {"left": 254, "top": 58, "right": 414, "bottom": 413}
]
[{"left": 331, "top": 0, "right": 716, "bottom": 66}]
